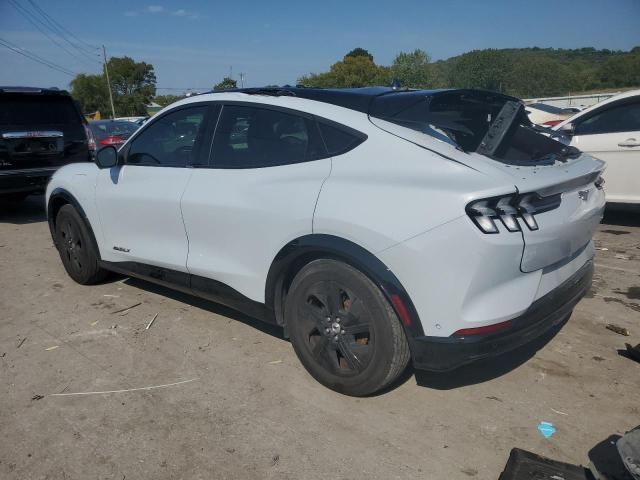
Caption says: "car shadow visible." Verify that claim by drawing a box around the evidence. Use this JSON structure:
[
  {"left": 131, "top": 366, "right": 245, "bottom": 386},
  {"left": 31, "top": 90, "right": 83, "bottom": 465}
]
[
  {"left": 0, "top": 194, "right": 47, "bottom": 225},
  {"left": 121, "top": 276, "right": 286, "bottom": 341},
  {"left": 602, "top": 206, "right": 640, "bottom": 228},
  {"left": 412, "top": 321, "right": 563, "bottom": 390},
  {"left": 119, "top": 275, "right": 564, "bottom": 394}
]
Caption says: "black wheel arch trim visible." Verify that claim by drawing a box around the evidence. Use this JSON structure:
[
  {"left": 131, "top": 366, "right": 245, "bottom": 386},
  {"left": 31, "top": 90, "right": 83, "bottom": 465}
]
[
  {"left": 47, "top": 188, "right": 101, "bottom": 257},
  {"left": 265, "top": 234, "right": 425, "bottom": 339}
]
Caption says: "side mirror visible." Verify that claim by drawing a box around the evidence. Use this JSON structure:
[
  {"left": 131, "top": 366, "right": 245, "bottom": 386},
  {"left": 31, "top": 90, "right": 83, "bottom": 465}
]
[
  {"left": 559, "top": 122, "right": 575, "bottom": 135},
  {"left": 95, "top": 146, "right": 118, "bottom": 169}
]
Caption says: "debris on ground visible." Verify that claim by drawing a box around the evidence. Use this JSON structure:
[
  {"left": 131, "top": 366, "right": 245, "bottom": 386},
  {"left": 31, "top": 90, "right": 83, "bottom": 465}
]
[
  {"left": 45, "top": 346, "right": 59, "bottom": 351},
  {"left": 145, "top": 313, "right": 158, "bottom": 330},
  {"left": 617, "top": 427, "right": 640, "bottom": 479},
  {"left": 110, "top": 324, "right": 118, "bottom": 330},
  {"left": 267, "top": 360, "right": 283, "bottom": 365},
  {"left": 31, "top": 394, "right": 44, "bottom": 401},
  {"left": 606, "top": 324, "right": 631, "bottom": 336},
  {"left": 537, "top": 421, "right": 556, "bottom": 439},
  {"left": 619, "top": 343, "right": 640, "bottom": 364},
  {"left": 596, "top": 247, "right": 609, "bottom": 251},
  {"left": 111, "top": 302, "right": 142, "bottom": 315},
  {"left": 271, "top": 454, "right": 280, "bottom": 466},
  {"left": 500, "top": 448, "right": 592, "bottom": 480},
  {"left": 550, "top": 408, "right": 568, "bottom": 416},
  {"left": 17, "top": 337, "right": 26, "bottom": 348}
]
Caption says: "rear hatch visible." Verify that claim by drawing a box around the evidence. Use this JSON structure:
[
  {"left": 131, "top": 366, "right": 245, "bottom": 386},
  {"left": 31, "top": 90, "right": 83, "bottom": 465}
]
[
  {"left": 369, "top": 89, "right": 605, "bottom": 272},
  {"left": 0, "top": 89, "right": 90, "bottom": 172}
]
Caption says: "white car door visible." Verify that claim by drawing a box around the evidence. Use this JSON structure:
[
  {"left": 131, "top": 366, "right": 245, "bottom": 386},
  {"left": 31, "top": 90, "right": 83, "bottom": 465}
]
[
  {"left": 181, "top": 104, "right": 332, "bottom": 302},
  {"left": 95, "top": 104, "right": 210, "bottom": 270},
  {"left": 569, "top": 100, "right": 640, "bottom": 204}
]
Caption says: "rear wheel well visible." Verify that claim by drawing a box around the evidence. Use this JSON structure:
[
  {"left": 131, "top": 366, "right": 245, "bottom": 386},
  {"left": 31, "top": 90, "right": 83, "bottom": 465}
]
[{"left": 266, "top": 235, "right": 424, "bottom": 340}]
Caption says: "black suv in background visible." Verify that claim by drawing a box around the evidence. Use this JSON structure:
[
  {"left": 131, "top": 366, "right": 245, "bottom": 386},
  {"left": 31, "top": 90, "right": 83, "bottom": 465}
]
[{"left": 0, "top": 87, "right": 94, "bottom": 202}]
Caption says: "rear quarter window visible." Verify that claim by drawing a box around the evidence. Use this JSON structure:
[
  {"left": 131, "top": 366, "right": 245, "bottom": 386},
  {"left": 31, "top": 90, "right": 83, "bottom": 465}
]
[{"left": 317, "top": 121, "right": 366, "bottom": 156}]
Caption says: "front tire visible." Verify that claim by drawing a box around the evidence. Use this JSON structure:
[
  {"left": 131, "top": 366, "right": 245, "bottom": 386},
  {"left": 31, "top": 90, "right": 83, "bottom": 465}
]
[
  {"left": 55, "top": 204, "right": 107, "bottom": 285},
  {"left": 285, "top": 259, "right": 410, "bottom": 396}
]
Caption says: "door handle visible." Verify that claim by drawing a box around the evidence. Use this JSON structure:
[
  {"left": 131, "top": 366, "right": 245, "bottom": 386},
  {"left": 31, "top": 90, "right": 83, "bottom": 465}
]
[{"left": 618, "top": 138, "right": 640, "bottom": 147}]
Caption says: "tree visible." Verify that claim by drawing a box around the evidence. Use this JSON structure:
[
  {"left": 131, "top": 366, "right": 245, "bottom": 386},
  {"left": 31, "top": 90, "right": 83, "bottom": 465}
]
[
  {"left": 448, "top": 49, "right": 512, "bottom": 92},
  {"left": 154, "top": 94, "right": 183, "bottom": 107},
  {"left": 299, "top": 54, "right": 389, "bottom": 88},
  {"left": 70, "top": 73, "right": 110, "bottom": 114},
  {"left": 390, "top": 49, "right": 432, "bottom": 88},
  {"left": 214, "top": 77, "right": 237, "bottom": 90},
  {"left": 599, "top": 52, "right": 640, "bottom": 88},
  {"left": 108, "top": 56, "right": 156, "bottom": 116},
  {"left": 345, "top": 47, "right": 374, "bottom": 62},
  {"left": 70, "top": 56, "right": 156, "bottom": 117}
]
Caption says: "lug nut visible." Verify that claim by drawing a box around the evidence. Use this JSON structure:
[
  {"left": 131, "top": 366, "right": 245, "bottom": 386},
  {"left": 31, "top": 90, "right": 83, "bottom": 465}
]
[{"left": 335, "top": 317, "right": 340, "bottom": 323}]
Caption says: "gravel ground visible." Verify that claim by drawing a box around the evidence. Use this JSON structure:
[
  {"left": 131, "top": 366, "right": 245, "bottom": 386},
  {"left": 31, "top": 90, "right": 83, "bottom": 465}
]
[{"left": 1, "top": 195, "right": 639, "bottom": 480}]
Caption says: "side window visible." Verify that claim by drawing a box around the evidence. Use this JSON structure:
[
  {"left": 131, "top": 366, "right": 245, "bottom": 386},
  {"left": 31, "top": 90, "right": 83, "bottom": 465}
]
[
  {"left": 575, "top": 102, "right": 640, "bottom": 135},
  {"left": 211, "top": 105, "right": 324, "bottom": 168},
  {"left": 127, "top": 106, "right": 207, "bottom": 166},
  {"left": 317, "top": 122, "right": 366, "bottom": 156}
]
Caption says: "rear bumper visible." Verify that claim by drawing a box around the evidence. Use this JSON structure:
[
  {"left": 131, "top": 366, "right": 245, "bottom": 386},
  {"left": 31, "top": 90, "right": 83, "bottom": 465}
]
[
  {"left": 0, "top": 168, "right": 57, "bottom": 194},
  {"left": 411, "top": 259, "right": 593, "bottom": 371}
]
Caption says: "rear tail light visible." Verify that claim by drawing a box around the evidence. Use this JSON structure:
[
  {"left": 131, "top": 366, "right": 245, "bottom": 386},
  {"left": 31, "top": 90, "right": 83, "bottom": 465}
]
[
  {"left": 467, "top": 192, "right": 561, "bottom": 234},
  {"left": 99, "top": 135, "right": 125, "bottom": 146},
  {"left": 542, "top": 119, "right": 563, "bottom": 127},
  {"left": 83, "top": 123, "right": 96, "bottom": 152}
]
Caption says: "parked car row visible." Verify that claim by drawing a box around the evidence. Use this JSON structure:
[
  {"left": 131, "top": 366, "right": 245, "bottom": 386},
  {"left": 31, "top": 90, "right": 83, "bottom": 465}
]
[{"left": 2, "top": 84, "right": 637, "bottom": 395}]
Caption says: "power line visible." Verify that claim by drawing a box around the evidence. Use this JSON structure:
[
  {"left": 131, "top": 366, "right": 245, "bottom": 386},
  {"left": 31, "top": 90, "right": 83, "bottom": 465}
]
[
  {"left": 0, "top": 37, "right": 76, "bottom": 76},
  {"left": 9, "top": 0, "right": 99, "bottom": 65},
  {"left": 26, "top": 0, "right": 99, "bottom": 53},
  {"left": 7, "top": 0, "right": 98, "bottom": 69}
]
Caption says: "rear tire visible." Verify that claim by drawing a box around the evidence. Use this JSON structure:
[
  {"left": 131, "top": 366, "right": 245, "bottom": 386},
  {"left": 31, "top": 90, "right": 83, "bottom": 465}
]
[
  {"left": 55, "top": 204, "right": 108, "bottom": 285},
  {"left": 285, "top": 259, "right": 410, "bottom": 396}
]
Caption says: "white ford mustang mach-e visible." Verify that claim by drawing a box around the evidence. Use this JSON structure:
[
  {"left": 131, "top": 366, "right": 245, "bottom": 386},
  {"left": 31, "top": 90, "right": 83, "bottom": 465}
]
[{"left": 47, "top": 87, "right": 605, "bottom": 396}]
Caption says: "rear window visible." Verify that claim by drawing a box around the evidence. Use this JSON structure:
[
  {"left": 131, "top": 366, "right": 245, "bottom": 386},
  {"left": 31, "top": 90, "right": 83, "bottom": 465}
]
[
  {"left": 0, "top": 94, "right": 82, "bottom": 127},
  {"left": 90, "top": 121, "right": 138, "bottom": 137},
  {"left": 370, "top": 90, "right": 574, "bottom": 166},
  {"left": 370, "top": 90, "right": 511, "bottom": 152},
  {"left": 528, "top": 103, "right": 565, "bottom": 114}
]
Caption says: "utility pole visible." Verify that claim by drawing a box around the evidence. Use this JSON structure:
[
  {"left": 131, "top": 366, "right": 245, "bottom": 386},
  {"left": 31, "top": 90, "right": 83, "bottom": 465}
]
[
  {"left": 240, "top": 73, "right": 245, "bottom": 88},
  {"left": 102, "top": 45, "right": 116, "bottom": 119}
]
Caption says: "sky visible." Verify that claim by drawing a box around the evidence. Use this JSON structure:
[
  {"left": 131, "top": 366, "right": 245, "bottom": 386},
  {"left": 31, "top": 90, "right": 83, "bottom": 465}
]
[{"left": 1, "top": 0, "right": 639, "bottom": 94}]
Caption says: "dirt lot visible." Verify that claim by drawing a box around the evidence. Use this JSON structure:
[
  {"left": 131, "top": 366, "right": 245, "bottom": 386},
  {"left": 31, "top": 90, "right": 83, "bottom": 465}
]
[{"left": 1, "top": 195, "right": 639, "bottom": 480}]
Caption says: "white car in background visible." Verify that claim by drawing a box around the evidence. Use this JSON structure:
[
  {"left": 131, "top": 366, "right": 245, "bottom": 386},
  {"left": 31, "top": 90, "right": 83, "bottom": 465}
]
[
  {"left": 525, "top": 102, "right": 574, "bottom": 127},
  {"left": 554, "top": 90, "right": 640, "bottom": 205}
]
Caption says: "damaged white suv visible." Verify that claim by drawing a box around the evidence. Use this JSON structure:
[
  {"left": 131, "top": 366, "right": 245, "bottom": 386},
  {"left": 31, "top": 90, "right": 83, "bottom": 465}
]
[{"left": 46, "top": 87, "right": 605, "bottom": 396}]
